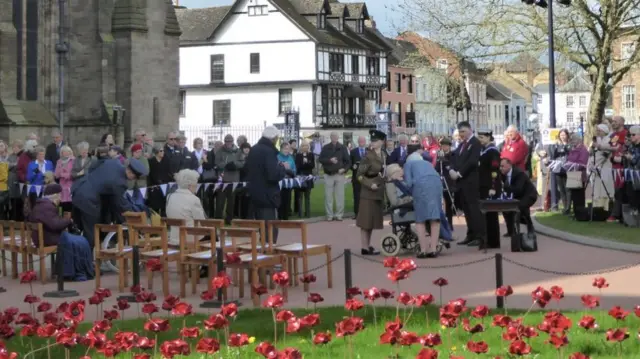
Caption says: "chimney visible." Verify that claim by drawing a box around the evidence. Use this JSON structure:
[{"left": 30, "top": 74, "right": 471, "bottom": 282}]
[{"left": 364, "top": 16, "right": 376, "bottom": 29}]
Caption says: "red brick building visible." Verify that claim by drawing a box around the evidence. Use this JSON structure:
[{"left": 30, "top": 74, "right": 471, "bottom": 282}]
[{"left": 382, "top": 39, "right": 417, "bottom": 127}]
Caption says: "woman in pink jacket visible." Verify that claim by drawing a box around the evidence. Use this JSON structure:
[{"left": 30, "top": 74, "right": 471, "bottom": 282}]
[{"left": 55, "top": 145, "right": 75, "bottom": 213}]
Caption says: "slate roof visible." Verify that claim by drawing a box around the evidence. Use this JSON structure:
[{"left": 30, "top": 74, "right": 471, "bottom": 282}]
[
  {"left": 290, "top": 0, "right": 328, "bottom": 14},
  {"left": 486, "top": 81, "right": 510, "bottom": 101},
  {"left": 176, "top": 6, "right": 230, "bottom": 42},
  {"left": 505, "top": 53, "right": 547, "bottom": 74},
  {"left": 328, "top": 2, "right": 348, "bottom": 17},
  {"left": 386, "top": 38, "right": 418, "bottom": 66},
  {"left": 558, "top": 74, "right": 592, "bottom": 93},
  {"left": 489, "top": 81, "right": 525, "bottom": 100}
]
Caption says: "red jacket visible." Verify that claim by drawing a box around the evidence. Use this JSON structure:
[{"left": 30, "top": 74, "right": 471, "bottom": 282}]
[
  {"left": 500, "top": 135, "right": 529, "bottom": 170},
  {"left": 422, "top": 137, "right": 440, "bottom": 166},
  {"left": 609, "top": 129, "right": 628, "bottom": 188},
  {"left": 17, "top": 151, "right": 32, "bottom": 183}
]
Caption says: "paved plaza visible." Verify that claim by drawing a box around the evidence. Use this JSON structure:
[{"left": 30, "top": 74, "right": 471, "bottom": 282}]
[{"left": 2, "top": 216, "right": 640, "bottom": 322}]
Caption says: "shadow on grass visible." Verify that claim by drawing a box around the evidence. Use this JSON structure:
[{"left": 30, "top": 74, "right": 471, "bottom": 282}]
[{"left": 535, "top": 212, "right": 639, "bottom": 244}]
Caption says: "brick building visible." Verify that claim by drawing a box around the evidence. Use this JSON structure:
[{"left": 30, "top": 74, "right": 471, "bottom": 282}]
[
  {"left": 612, "top": 29, "right": 639, "bottom": 124},
  {"left": 382, "top": 39, "right": 417, "bottom": 127}
]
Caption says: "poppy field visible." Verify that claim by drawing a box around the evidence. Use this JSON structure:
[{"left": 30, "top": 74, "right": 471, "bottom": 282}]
[{"left": 2, "top": 258, "right": 640, "bottom": 358}]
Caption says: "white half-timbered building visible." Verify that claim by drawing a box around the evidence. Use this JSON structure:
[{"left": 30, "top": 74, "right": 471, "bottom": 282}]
[{"left": 177, "top": 0, "right": 392, "bottom": 130}]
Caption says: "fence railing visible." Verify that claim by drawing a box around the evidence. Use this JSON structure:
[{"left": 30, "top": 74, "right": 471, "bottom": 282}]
[{"left": 180, "top": 125, "right": 268, "bottom": 148}]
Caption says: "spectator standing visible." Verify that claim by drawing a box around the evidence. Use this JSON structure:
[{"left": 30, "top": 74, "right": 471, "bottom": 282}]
[
  {"left": 319, "top": 132, "right": 351, "bottom": 221},
  {"left": 385, "top": 140, "right": 395, "bottom": 156},
  {"left": 236, "top": 135, "right": 248, "bottom": 148},
  {"left": 277, "top": 143, "right": 297, "bottom": 220},
  {"left": 590, "top": 124, "right": 615, "bottom": 209},
  {"left": 0, "top": 142, "right": 9, "bottom": 219},
  {"left": 564, "top": 134, "right": 590, "bottom": 214},
  {"left": 128, "top": 144, "right": 149, "bottom": 190},
  {"left": 27, "top": 146, "right": 53, "bottom": 193},
  {"left": 547, "top": 129, "right": 571, "bottom": 212},
  {"left": 132, "top": 128, "right": 154, "bottom": 158},
  {"left": 434, "top": 137, "right": 456, "bottom": 227},
  {"left": 350, "top": 136, "right": 367, "bottom": 218},
  {"left": 246, "top": 126, "right": 287, "bottom": 243},
  {"left": 17, "top": 140, "right": 37, "bottom": 185},
  {"left": 310, "top": 132, "right": 322, "bottom": 176},
  {"left": 294, "top": 141, "right": 315, "bottom": 217},
  {"left": 388, "top": 134, "right": 409, "bottom": 167},
  {"left": 598, "top": 115, "right": 628, "bottom": 222},
  {"left": 54, "top": 146, "right": 75, "bottom": 213},
  {"left": 163, "top": 131, "right": 184, "bottom": 179},
  {"left": 625, "top": 126, "right": 640, "bottom": 215},
  {"left": 100, "top": 133, "right": 115, "bottom": 147},
  {"left": 45, "top": 129, "right": 65, "bottom": 170},
  {"left": 192, "top": 137, "right": 208, "bottom": 175},
  {"left": 500, "top": 126, "right": 529, "bottom": 172},
  {"left": 71, "top": 142, "right": 94, "bottom": 182},
  {"left": 289, "top": 139, "right": 298, "bottom": 156},
  {"left": 148, "top": 146, "right": 171, "bottom": 215},
  {"left": 7, "top": 140, "right": 24, "bottom": 220},
  {"left": 237, "top": 142, "right": 252, "bottom": 218},
  {"left": 214, "top": 134, "right": 245, "bottom": 224}
]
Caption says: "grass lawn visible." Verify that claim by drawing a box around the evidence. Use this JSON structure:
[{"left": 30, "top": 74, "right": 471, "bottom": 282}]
[
  {"left": 535, "top": 211, "right": 640, "bottom": 244},
  {"left": 288, "top": 182, "right": 354, "bottom": 219},
  {"left": 8, "top": 305, "right": 640, "bottom": 358}
]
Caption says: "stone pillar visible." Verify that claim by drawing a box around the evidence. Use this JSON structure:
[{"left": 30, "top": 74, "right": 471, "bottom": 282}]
[{"left": 0, "top": 0, "right": 18, "bottom": 100}]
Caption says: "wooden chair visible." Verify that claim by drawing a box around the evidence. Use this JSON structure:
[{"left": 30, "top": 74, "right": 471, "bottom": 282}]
[
  {"left": 195, "top": 219, "right": 250, "bottom": 251},
  {"left": 232, "top": 219, "right": 272, "bottom": 253},
  {"left": 123, "top": 212, "right": 163, "bottom": 249},
  {"left": 271, "top": 220, "right": 333, "bottom": 292},
  {"left": 221, "top": 227, "right": 287, "bottom": 306},
  {"left": 23, "top": 223, "right": 58, "bottom": 284},
  {"left": 94, "top": 224, "right": 131, "bottom": 292},
  {"left": 129, "top": 225, "right": 179, "bottom": 297},
  {"left": 178, "top": 226, "right": 218, "bottom": 298},
  {"left": 161, "top": 218, "right": 186, "bottom": 249},
  {"left": 0, "top": 221, "right": 26, "bottom": 278}
]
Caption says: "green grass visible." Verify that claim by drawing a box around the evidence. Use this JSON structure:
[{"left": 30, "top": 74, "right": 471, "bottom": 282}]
[
  {"left": 9, "top": 305, "right": 640, "bottom": 358},
  {"left": 535, "top": 211, "right": 640, "bottom": 244},
  {"left": 287, "top": 182, "right": 354, "bottom": 219}
]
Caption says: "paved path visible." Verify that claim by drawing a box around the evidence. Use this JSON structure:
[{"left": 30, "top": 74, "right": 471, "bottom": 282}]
[{"left": 2, "top": 216, "right": 640, "bottom": 322}]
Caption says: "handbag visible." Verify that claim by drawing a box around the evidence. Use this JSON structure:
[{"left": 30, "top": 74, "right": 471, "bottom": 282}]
[
  {"left": 511, "top": 232, "right": 538, "bottom": 252},
  {"left": 566, "top": 171, "right": 583, "bottom": 189},
  {"left": 201, "top": 169, "right": 217, "bottom": 182}
]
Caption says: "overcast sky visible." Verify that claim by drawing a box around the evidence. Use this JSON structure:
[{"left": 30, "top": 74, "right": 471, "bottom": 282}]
[{"left": 178, "top": 0, "right": 399, "bottom": 35}]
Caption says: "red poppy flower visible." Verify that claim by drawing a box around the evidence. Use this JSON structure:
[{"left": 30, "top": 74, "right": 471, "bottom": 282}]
[
  {"left": 440, "top": 299, "right": 466, "bottom": 317},
  {"left": 24, "top": 294, "right": 40, "bottom": 304},
  {"left": 605, "top": 328, "right": 629, "bottom": 342},
  {"left": 143, "top": 318, "right": 170, "bottom": 333},
  {"left": 286, "top": 318, "right": 302, "bottom": 333},
  {"left": 0, "top": 325, "right": 15, "bottom": 340},
  {"left": 211, "top": 271, "right": 232, "bottom": 290},
  {"left": 345, "top": 298, "right": 364, "bottom": 311},
  {"left": 136, "top": 336, "right": 155, "bottom": 350},
  {"left": 196, "top": 338, "right": 220, "bottom": 354},
  {"left": 399, "top": 331, "right": 419, "bottom": 346},
  {"left": 221, "top": 303, "right": 238, "bottom": 318},
  {"left": 134, "top": 354, "right": 150, "bottom": 359},
  {"left": 550, "top": 285, "right": 564, "bottom": 301},
  {"left": 412, "top": 293, "right": 434, "bottom": 307},
  {"left": 20, "top": 324, "right": 37, "bottom": 337},
  {"left": 203, "top": 313, "right": 228, "bottom": 330},
  {"left": 225, "top": 252, "right": 241, "bottom": 264},
  {"left": 55, "top": 329, "right": 79, "bottom": 348},
  {"left": 364, "top": 287, "right": 380, "bottom": 302},
  {"left": 419, "top": 333, "right": 442, "bottom": 347},
  {"left": 531, "top": 286, "right": 551, "bottom": 308},
  {"left": 608, "top": 306, "right": 630, "bottom": 320},
  {"left": 180, "top": 326, "right": 201, "bottom": 338},
  {"left": 37, "top": 302, "right": 52, "bottom": 313},
  {"left": 335, "top": 316, "right": 364, "bottom": 337},
  {"left": 300, "top": 274, "right": 316, "bottom": 283},
  {"left": 635, "top": 305, "right": 640, "bottom": 318},
  {"left": 116, "top": 299, "right": 130, "bottom": 311},
  {"left": 255, "top": 341, "right": 277, "bottom": 358},
  {"left": 307, "top": 292, "right": 324, "bottom": 303},
  {"left": 569, "top": 353, "right": 590, "bottom": 359},
  {"left": 580, "top": 294, "right": 600, "bottom": 309},
  {"left": 145, "top": 258, "right": 163, "bottom": 272},
  {"left": 262, "top": 294, "right": 284, "bottom": 309},
  {"left": 160, "top": 339, "right": 190, "bottom": 359},
  {"left": 135, "top": 291, "right": 157, "bottom": 303},
  {"left": 396, "top": 259, "right": 417, "bottom": 272},
  {"left": 171, "top": 302, "right": 192, "bottom": 316},
  {"left": 19, "top": 270, "right": 37, "bottom": 284},
  {"left": 546, "top": 332, "right": 569, "bottom": 349},
  {"left": 200, "top": 290, "right": 215, "bottom": 301},
  {"left": 141, "top": 303, "right": 158, "bottom": 316},
  {"left": 383, "top": 257, "right": 399, "bottom": 268},
  {"left": 96, "top": 341, "right": 120, "bottom": 357},
  {"left": 43, "top": 312, "right": 59, "bottom": 325},
  {"left": 227, "top": 333, "right": 249, "bottom": 347},
  {"left": 92, "top": 319, "right": 112, "bottom": 332},
  {"left": 64, "top": 300, "right": 85, "bottom": 323},
  {"left": 467, "top": 340, "right": 489, "bottom": 354},
  {"left": 592, "top": 277, "right": 609, "bottom": 289},
  {"left": 495, "top": 285, "right": 513, "bottom": 297},
  {"left": 379, "top": 329, "right": 400, "bottom": 345},
  {"left": 492, "top": 314, "right": 512, "bottom": 328},
  {"left": 432, "top": 277, "right": 448, "bottom": 286},
  {"left": 89, "top": 294, "right": 104, "bottom": 306},
  {"left": 276, "top": 310, "right": 295, "bottom": 322},
  {"left": 439, "top": 313, "right": 457, "bottom": 328},
  {"left": 15, "top": 313, "right": 35, "bottom": 326},
  {"left": 252, "top": 284, "right": 268, "bottom": 297},
  {"left": 37, "top": 323, "right": 58, "bottom": 338},
  {"left": 471, "top": 305, "right": 489, "bottom": 318},
  {"left": 462, "top": 318, "right": 484, "bottom": 334},
  {"left": 380, "top": 289, "right": 394, "bottom": 299},
  {"left": 415, "top": 348, "right": 439, "bottom": 359},
  {"left": 397, "top": 292, "right": 413, "bottom": 306},
  {"left": 300, "top": 313, "right": 320, "bottom": 327},
  {"left": 313, "top": 332, "right": 332, "bottom": 345},
  {"left": 95, "top": 288, "right": 112, "bottom": 299},
  {"left": 114, "top": 331, "right": 139, "bottom": 352},
  {"left": 279, "top": 347, "right": 302, "bottom": 359},
  {"left": 161, "top": 295, "right": 179, "bottom": 311},
  {"left": 346, "top": 287, "right": 361, "bottom": 297},
  {"left": 578, "top": 315, "right": 596, "bottom": 330},
  {"left": 509, "top": 340, "right": 531, "bottom": 355},
  {"left": 130, "top": 285, "right": 142, "bottom": 294},
  {"left": 271, "top": 271, "right": 290, "bottom": 287},
  {"left": 82, "top": 331, "right": 107, "bottom": 349},
  {"left": 544, "top": 311, "right": 573, "bottom": 333},
  {"left": 103, "top": 309, "right": 119, "bottom": 321}
]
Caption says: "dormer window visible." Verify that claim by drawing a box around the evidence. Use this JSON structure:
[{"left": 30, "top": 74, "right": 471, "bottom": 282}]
[
  {"left": 248, "top": 5, "right": 267, "bottom": 16},
  {"left": 356, "top": 19, "right": 364, "bottom": 33},
  {"left": 317, "top": 9, "right": 326, "bottom": 29}
]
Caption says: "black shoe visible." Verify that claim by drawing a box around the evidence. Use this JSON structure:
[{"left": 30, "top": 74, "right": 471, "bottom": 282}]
[
  {"left": 426, "top": 252, "right": 438, "bottom": 258},
  {"left": 502, "top": 233, "right": 512, "bottom": 238},
  {"left": 361, "top": 247, "right": 380, "bottom": 255},
  {"left": 457, "top": 237, "right": 473, "bottom": 245},
  {"left": 417, "top": 252, "right": 437, "bottom": 259},
  {"left": 467, "top": 240, "right": 480, "bottom": 247}
]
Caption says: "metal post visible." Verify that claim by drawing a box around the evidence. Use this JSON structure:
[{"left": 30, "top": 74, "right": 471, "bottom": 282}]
[
  {"left": 56, "top": 0, "right": 68, "bottom": 134},
  {"left": 547, "top": 0, "right": 557, "bottom": 128},
  {"left": 117, "top": 245, "right": 140, "bottom": 302},
  {"left": 200, "top": 247, "right": 240, "bottom": 308},
  {"left": 343, "top": 249, "right": 352, "bottom": 300},
  {"left": 43, "top": 244, "right": 79, "bottom": 298},
  {"left": 495, "top": 253, "right": 504, "bottom": 309},
  {"left": 579, "top": 115, "right": 585, "bottom": 136}
]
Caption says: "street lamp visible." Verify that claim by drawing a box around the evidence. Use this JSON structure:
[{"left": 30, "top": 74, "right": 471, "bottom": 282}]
[{"left": 522, "top": 0, "right": 572, "bottom": 128}]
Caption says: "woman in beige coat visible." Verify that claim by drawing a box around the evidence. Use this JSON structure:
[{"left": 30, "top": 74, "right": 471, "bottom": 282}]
[{"left": 165, "top": 169, "right": 206, "bottom": 246}]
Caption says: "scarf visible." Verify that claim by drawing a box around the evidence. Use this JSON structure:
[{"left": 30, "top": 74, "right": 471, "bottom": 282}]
[{"left": 60, "top": 155, "right": 71, "bottom": 166}]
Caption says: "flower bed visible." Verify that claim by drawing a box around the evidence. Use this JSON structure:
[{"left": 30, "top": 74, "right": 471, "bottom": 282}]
[{"left": 2, "top": 260, "right": 640, "bottom": 358}]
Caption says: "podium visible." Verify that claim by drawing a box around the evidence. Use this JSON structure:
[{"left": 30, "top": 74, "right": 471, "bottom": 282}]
[{"left": 478, "top": 199, "right": 520, "bottom": 253}]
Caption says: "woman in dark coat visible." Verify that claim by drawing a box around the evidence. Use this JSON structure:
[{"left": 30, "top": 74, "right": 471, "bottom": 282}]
[
  {"left": 294, "top": 140, "right": 315, "bottom": 217},
  {"left": 476, "top": 129, "right": 502, "bottom": 249},
  {"left": 355, "top": 130, "right": 387, "bottom": 255},
  {"left": 147, "top": 146, "right": 171, "bottom": 216}
]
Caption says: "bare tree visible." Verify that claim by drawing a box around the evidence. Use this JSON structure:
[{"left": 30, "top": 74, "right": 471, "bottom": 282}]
[{"left": 391, "top": 0, "right": 640, "bottom": 134}]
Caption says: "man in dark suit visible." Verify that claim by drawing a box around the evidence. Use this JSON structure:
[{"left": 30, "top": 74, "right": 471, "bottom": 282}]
[
  {"left": 387, "top": 134, "right": 409, "bottom": 167},
  {"left": 448, "top": 122, "right": 487, "bottom": 247},
  {"left": 499, "top": 158, "right": 538, "bottom": 234},
  {"left": 350, "top": 136, "right": 368, "bottom": 217},
  {"left": 45, "top": 129, "right": 65, "bottom": 170}
]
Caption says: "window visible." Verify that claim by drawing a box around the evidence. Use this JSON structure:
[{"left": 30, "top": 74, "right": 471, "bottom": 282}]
[
  {"left": 366, "top": 57, "right": 379, "bottom": 75},
  {"left": 623, "top": 85, "right": 636, "bottom": 109},
  {"left": 250, "top": 53, "right": 260, "bottom": 73},
  {"left": 179, "top": 90, "right": 186, "bottom": 117},
  {"left": 537, "top": 96, "right": 542, "bottom": 104},
  {"left": 328, "top": 87, "right": 343, "bottom": 115},
  {"left": 329, "top": 53, "right": 344, "bottom": 73},
  {"left": 579, "top": 95, "right": 586, "bottom": 107},
  {"left": 212, "top": 100, "right": 231, "bottom": 125},
  {"left": 566, "top": 95, "right": 574, "bottom": 107},
  {"left": 437, "top": 59, "right": 448, "bottom": 70},
  {"left": 407, "top": 75, "right": 413, "bottom": 93},
  {"left": 387, "top": 101, "right": 391, "bottom": 110},
  {"left": 356, "top": 19, "right": 364, "bottom": 33},
  {"left": 566, "top": 112, "right": 574, "bottom": 123},
  {"left": 351, "top": 55, "right": 359, "bottom": 74},
  {"left": 210, "top": 54, "right": 224, "bottom": 83},
  {"left": 407, "top": 103, "right": 414, "bottom": 112},
  {"left": 394, "top": 103, "right": 400, "bottom": 114},
  {"left": 395, "top": 73, "right": 401, "bottom": 92},
  {"left": 317, "top": 12, "right": 326, "bottom": 29},
  {"left": 278, "top": 89, "right": 292, "bottom": 114},
  {"left": 386, "top": 71, "right": 390, "bottom": 91},
  {"left": 621, "top": 42, "right": 636, "bottom": 61},
  {"left": 248, "top": 5, "right": 267, "bottom": 16}
]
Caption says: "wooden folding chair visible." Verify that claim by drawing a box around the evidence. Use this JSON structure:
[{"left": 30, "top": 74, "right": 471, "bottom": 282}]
[
  {"left": 231, "top": 219, "right": 272, "bottom": 253},
  {"left": 178, "top": 226, "right": 217, "bottom": 298},
  {"left": 123, "top": 212, "right": 163, "bottom": 249},
  {"left": 221, "top": 227, "right": 287, "bottom": 306},
  {"left": 0, "top": 221, "right": 26, "bottom": 278},
  {"left": 23, "top": 223, "right": 57, "bottom": 284},
  {"left": 129, "top": 225, "right": 179, "bottom": 296},
  {"left": 161, "top": 218, "right": 186, "bottom": 248},
  {"left": 271, "top": 220, "right": 333, "bottom": 292},
  {"left": 195, "top": 219, "right": 250, "bottom": 252},
  {"left": 94, "top": 224, "right": 131, "bottom": 292}
]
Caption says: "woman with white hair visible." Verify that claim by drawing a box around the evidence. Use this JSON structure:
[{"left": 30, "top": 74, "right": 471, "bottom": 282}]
[
  {"left": 165, "top": 169, "right": 206, "bottom": 246},
  {"left": 55, "top": 145, "right": 75, "bottom": 213},
  {"left": 71, "top": 141, "right": 94, "bottom": 181},
  {"left": 590, "top": 123, "right": 615, "bottom": 209}
]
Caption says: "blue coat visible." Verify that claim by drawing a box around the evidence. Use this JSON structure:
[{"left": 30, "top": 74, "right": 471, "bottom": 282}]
[
  {"left": 27, "top": 160, "right": 54, "bottom": 193},
  {"left": 246, "top": 137, "right": 286, "bottom": 209},
  {"left": 277, "top": 153, "right": 296, "bottom": 176},
  {"left": 71, "top": 159, "right": 133, "bottom": 215}
]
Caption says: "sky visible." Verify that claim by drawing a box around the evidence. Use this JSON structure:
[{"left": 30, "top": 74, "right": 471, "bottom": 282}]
[{"left": 178, "top": 0, "right": 400, "bottom": 35}]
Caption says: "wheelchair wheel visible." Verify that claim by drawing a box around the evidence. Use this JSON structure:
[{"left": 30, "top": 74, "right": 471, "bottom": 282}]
[
  {"left": 379, "top": 233, "right": 401, "bottom": 257},
  {"left": 101, "top": 227, "right": 133, "bottom": 273},
  {"left": 399, "top": 229, "right": 420, "bottom": 253}
]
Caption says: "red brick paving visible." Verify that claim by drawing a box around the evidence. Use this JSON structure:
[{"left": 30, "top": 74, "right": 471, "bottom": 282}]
[{"left": 2, "top": 216, "right": 640, "bottom": 322}]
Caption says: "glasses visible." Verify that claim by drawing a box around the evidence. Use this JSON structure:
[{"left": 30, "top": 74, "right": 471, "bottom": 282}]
[{"left": 158, "top": 149, "right": 165, "bottom": 152}]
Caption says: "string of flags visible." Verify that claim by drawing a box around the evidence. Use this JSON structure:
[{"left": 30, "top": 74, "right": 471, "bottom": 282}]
[{"left": 546, "top": 160, "right": 640, "bottom": 182}]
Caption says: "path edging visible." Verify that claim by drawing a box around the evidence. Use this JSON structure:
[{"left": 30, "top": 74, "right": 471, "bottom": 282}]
[{"left": 532, "top": 213, "right": 640, "bottom": 253}]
